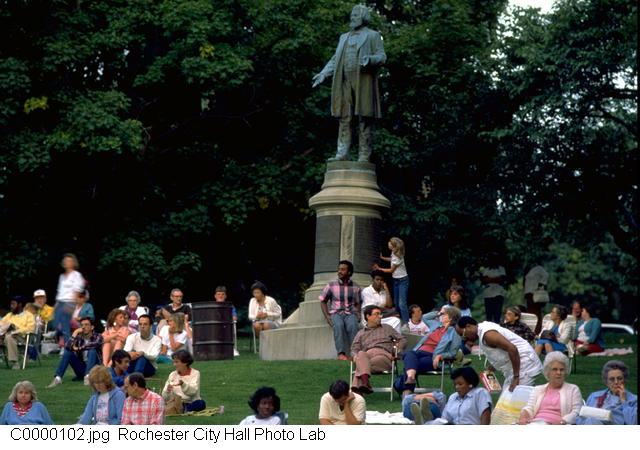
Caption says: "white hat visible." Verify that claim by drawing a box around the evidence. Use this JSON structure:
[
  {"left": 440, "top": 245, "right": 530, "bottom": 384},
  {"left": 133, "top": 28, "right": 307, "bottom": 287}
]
[{"left": 33, "top": 289, "right": 46, "bottom": 298}]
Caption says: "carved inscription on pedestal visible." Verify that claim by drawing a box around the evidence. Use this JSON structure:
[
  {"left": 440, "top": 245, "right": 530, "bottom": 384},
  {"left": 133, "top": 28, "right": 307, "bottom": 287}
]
[
  {"left": 353, "top": 217, "right": 380, "bottom": 273},
  {"left": 314, "top": 215, "right": 341, "bottom": 273}
]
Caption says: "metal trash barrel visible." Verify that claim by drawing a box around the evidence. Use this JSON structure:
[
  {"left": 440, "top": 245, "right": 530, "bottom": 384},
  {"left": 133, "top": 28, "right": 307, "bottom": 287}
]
[{"left": 191, "top": 302, "right": 234, "bottom": 360}]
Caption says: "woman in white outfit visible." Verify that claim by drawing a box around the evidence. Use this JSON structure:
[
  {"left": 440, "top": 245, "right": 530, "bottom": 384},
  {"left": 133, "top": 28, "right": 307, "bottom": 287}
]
[
  {"left": 248, "top": 282, "right": 282, "bottom": 338},
  {"left": 55, "top": 253, "right": 85, "bottom": 346}
]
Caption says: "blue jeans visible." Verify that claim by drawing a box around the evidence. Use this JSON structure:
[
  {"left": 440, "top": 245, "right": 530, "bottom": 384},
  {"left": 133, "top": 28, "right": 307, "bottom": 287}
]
[
  {"left": 393, "top": 276, "right": 410, "bottom": 322},
  {"left": 56, "top": 348, "right": 100, "bottom": 379},
  {"left": 128, "top": 356, "right": 156, "bottom": 377},
  {"left": 331, "top": 312, "right": 359, "bottom": 356},
  {"left": 402, "top": 350, "right": 434, "bottom": 391},
  {"left": 402, "top": 393, "right": 442, "bottom": 422},
  {"left": 484, "top": 295, "right": 504, "bottom": 323},
  {"left": 184, "top": 399, "right": 206, "bottom": 412},
  {"left": 54, "top": 301, "right": 75, "bottom": 344}
]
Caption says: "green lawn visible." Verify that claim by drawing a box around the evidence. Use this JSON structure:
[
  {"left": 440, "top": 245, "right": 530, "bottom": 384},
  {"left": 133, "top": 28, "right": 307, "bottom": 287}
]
[{"left": 1, "top": 333, "right": 636, "bottom": 425}]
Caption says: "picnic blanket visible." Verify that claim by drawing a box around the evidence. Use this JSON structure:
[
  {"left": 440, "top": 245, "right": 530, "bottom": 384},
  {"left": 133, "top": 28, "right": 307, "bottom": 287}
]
[
  {"left": 365, "top": 411, "right": 412, "bottom": 425},
  {"left": 165, "top": 406, "right": 223, "bottom": 417},
  {"left": 587, "top": 347, "right": 633, "bottom": 357}
]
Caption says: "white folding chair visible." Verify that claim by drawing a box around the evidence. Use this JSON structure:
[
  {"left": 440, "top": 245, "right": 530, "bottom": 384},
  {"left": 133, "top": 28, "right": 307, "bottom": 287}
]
[
  {"left": 233, "top": 321, "right": 240, "bottom": 356},
  {"left": 520, "top": 313, "right": 539, "bottom": 334},
  {"left": 349, "top": 338, "right": 400, "bottom": 401}
]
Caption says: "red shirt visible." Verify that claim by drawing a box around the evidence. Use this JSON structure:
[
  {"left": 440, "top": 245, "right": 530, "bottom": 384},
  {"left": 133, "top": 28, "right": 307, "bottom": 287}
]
[{"left": 418, "top": 326, "right": 447, "bottom": 353}]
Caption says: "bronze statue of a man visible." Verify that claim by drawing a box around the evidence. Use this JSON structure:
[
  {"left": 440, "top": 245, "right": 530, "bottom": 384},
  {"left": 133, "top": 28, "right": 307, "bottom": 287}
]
[{"left": 312, "top": 4, "right": 386, "bottom": 162}]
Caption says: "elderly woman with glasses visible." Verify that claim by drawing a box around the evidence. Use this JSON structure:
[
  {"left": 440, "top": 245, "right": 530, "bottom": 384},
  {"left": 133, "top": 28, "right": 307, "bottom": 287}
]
[
  {"left": 501, "top": 306, "right": 535, "bottom": 342},
  {"left": 1, "top": 381, "right": 53, "bottom": 424},
  {"left": 120, "top": 290, "right": 148, "bottom": 333},
  {"left": 399, "top": 306, "right": 462, "bottom": 395},
  {"left": 518, "top": 351, "right": 583, "bottom": 425},
  {"left": 576, "top": 360, "right": 637, "bottom": 425}
]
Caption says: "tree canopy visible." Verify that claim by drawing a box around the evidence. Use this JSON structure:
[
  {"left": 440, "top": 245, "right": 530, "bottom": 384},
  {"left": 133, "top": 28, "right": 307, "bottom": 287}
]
[{"left": 1, "top": 0, "right": 636, "bottom": 322}]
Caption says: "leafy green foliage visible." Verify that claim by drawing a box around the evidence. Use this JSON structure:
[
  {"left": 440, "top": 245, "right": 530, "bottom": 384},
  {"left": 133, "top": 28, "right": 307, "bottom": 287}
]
[{"left": 0, "top": 0, "right": 636, "bottom": 324}]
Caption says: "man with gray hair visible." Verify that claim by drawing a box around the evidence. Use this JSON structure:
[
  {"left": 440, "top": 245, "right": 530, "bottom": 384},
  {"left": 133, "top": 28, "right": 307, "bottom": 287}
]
[
  {"left": 312, "top": 4, "right": 386, "bottom": 162},
  {"left": 162, "top": 288, "right": 191, "bottom": 321}
]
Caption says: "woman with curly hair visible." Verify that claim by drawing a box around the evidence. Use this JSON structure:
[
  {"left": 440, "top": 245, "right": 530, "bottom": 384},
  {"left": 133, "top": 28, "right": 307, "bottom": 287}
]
[
  {"left": 248, "top": 282, "right": 282, "bottom": 339},
  {"left": 102, "top": 308, "right": 130, "bottom": 366},
  {"left": 239, "top": 386, "right": 284, "bottom": 425},
  {"left": 518, "top": 352, "right": 582, "bottom": 425}
]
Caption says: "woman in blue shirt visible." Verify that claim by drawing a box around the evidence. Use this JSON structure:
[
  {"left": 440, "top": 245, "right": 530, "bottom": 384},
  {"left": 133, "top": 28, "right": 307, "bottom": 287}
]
[
  {"left": 440, "top": 367, "right": 492, "bottom": 424},
  {"left": 409, "top": 367, "right": 492, "bottom": 425},
  {"left": 535, "top": 305, "right": 571, "bottom": 355},
  {"left": 400, "top": 307, "right": 462, "bottom": 394},
  {"left": 1, "top": 381, "right": 53, "bottom": 425},
  {"left": 78, "top": 365, "right": 125, "bottom": 425},
  {"left": 577, "top": 360, "right": 637, "bottom": 425}
]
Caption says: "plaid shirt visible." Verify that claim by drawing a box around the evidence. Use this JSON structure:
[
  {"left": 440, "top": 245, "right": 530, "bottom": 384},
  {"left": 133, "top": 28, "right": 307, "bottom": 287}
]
[
  {"left": 121, "top": 389, "right": 165, "bottom": 425},
  {"left": 319, "top": 278, "right": 361, "bottom": 315},
  {"left": 65, "top": 331, "right": 103, "bottom": 363}
]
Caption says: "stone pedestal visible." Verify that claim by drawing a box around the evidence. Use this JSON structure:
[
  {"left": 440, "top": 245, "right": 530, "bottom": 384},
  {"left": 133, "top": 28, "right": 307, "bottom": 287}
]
[{"left": 260, "top": 161, "right": 390, "bottom": 360}]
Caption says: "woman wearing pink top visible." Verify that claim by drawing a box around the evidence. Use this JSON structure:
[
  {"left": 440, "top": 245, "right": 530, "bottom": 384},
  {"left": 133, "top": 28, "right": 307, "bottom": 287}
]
[
  {"left": 518, "top": 351, "right": 582, "bottom": 425},
  {"left": 101, "top": 309, "right": 130, "bottom": 366}
]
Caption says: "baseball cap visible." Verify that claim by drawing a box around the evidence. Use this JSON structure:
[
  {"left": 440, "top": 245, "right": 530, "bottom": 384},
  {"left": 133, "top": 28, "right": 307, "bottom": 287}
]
[{"left": 33, "top": 289, "right": 46, "bottom": 298}]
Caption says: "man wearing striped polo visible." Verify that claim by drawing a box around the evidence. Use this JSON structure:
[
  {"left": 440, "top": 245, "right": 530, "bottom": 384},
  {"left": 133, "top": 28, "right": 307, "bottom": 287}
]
[{"left": 320, "top": 260, "right": 362, "bottom": 361}]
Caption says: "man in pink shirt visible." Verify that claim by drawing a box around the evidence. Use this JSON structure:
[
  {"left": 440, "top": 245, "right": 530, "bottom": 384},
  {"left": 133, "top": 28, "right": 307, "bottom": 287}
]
[{"left": 121, "top": 372, "right": 165, "bottom": 424}]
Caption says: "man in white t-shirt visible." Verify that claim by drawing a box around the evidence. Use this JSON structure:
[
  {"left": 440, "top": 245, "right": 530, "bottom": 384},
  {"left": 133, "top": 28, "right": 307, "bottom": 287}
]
[
  {"left": 123, "top": 315, "right": 161, "bottom": 377},
  {"left": 455, "top": 316, "right": 542, "bottom": 391},
  {"left": 319, "top": 380, "right": 366, "bottom": 425},
  {"left": 360, "top": 270, "right": 401, "bottom": 332}
]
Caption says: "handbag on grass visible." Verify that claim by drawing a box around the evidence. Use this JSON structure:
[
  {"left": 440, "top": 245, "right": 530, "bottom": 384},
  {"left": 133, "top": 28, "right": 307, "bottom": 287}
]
[{"left": 164, "top": 395, "right": 184, "bottom": 416}]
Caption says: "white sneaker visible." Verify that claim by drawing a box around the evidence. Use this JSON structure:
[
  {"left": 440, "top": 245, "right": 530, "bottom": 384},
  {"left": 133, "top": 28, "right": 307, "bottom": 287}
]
[
  {"left": 84, "top": 374, "right": 90, "bottom": 385},
  {"left": 233, "top": 349, "right": 240, "bottom": 357},
  {"left": 47, "top": 376, "right": 62, "bottom": 389},
  {"left": 43, "top": 331, "right": 57, "bottom": 339},
  {"left": 11, "top": 362, "right": 21, "bottom": 370}
]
